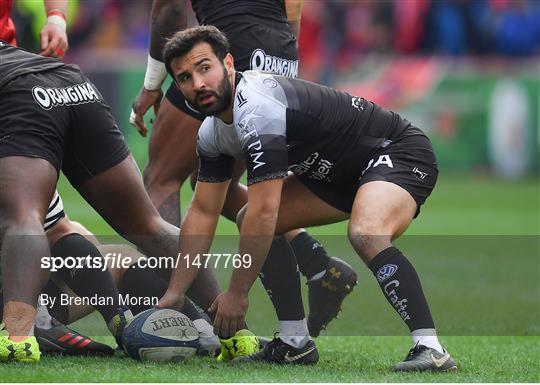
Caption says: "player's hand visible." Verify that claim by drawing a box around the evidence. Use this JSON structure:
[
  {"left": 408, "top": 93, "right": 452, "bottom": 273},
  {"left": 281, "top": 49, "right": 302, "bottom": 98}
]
[
  {"left": 156, "top": 290, "right": 185, "bottom": 311},
  {"left": 208, "top": 291, "right": 248, "bottom": 338},
  {"left": 40, "top": 23, "right": 68, "bottom": 59},
  {"left": 130, "top": 87, "right": 163, "bottom": 137}
]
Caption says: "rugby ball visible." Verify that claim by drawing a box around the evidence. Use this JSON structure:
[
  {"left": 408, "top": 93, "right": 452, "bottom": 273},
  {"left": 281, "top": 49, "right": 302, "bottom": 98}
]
[{"left": 122, "top": 308, "right": 200, "bottom": 362}]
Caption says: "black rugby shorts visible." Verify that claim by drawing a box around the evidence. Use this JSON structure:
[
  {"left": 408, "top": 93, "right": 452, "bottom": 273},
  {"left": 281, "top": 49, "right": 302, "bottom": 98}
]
[
  {"left": 0, "top": 67, "right": 130, "bottom": 186},
  {"left": 298, "top": 126, "right": 439, "bottom": 218}
]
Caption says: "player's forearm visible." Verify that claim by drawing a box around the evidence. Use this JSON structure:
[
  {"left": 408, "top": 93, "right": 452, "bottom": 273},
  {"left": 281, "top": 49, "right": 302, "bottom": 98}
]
[
  {"left": 167, "top": 206, "right": 219, "bottom": 295},
  {"left": 149, "top": 0, "right": 188, "bottom": 61},
  {"left": 44, "top": 0, "right": 68, "bottom": 15},
  {"left": 43, "top": 0, "right": 68, "bottom": 34},
  {"left": 229, "top": 210, "right": 277, "bottom": 295},
  {"left": 143, "top": 0, "right": 187, "bottom": 90}
]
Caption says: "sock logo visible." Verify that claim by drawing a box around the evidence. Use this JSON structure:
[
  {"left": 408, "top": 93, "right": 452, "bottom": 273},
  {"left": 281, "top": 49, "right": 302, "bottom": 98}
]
[
  {"left": 384, "top": 280, "right": 411, "bottom": 321},
  {"left": 376, "top": 264, "right": 398, "bottom": 282}
]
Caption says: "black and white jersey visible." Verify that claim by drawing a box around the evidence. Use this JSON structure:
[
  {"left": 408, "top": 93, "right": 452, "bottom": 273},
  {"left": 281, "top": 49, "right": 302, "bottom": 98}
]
[
  {"left": 197, "top": 71, "right": 409, "bottom": 187},
  {"left": 44, "top": 190, "right": 65, "bottom": 231},
  {"left": 0, "top": 41, "right": 65, "bottom": 90}
]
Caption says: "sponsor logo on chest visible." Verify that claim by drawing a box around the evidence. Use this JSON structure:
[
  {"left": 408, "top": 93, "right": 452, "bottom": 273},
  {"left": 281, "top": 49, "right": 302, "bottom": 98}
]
[{"left": 239, "top": 107, "right": 266, "bottom": 170}]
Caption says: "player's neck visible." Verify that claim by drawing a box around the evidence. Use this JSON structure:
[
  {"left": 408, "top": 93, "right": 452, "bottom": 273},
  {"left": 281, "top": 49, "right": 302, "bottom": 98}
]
[{"left": 217, "top": 72, "right": 235, "bottom": 124}]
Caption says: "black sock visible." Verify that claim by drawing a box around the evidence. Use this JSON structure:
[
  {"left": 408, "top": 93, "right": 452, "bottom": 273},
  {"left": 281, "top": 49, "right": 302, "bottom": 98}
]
[
  {"left": 368, "top": 247, "right": 435, "bottom": 332},
  {"left": 40, "top": 279, "right": 70, "bottom": 325},
  {"left": 260, "top": 236, "right": 305, "bottom": 321},
  {"left": 52, "top": 234, "right": 126, "bottom": 324},
  {"left": 121, "top": 265, "right": 202, "bottom": 321},
  {"left": 289, "top": 232, "right": 330, "bottom": 279}
]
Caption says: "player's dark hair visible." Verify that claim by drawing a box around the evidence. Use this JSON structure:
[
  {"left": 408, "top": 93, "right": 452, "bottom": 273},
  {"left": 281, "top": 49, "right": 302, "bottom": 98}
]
[{"left": 163, "top": 25, "right": 230, "bottom": 79}]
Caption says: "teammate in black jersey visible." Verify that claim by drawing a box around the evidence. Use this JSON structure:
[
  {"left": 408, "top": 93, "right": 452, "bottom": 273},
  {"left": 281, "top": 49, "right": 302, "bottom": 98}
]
[
  {"left": 0, "top": 41, "right": 191, "bottom": 362},
  {"left": 157, "top": 26, "right": 457, "bottom": 371},
  {"left": 130, "top": 0, "right": 357, "bottom": 338}
]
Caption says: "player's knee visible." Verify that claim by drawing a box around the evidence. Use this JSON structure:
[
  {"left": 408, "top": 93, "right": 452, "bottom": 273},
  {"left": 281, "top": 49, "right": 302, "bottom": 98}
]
[
  {"left": 143, "top": 164, "right": 183, "bottom": 197},
  {"left": 142, "top": 163, "right": 164, "bottom": 190},
  {"left": 347, "top": 221, "right": 390, "bottom": 261},
  {"left": 0, "top": 210, "right": 44, "bottom": 238}
]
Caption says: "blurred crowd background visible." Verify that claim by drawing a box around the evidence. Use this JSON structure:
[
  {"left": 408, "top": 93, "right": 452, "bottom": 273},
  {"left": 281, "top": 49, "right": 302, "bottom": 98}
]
[
  {"left": 10, "top": 0, "right": 540, "bottom": 179},
  {"left": 13, "top": 1, "right": 540, "bottom": 59}
]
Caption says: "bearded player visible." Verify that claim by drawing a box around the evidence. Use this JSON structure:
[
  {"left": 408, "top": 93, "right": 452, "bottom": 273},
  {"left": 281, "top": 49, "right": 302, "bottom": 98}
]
[{"left": 130, "top": 0, "right": 357, "bottom": 339}]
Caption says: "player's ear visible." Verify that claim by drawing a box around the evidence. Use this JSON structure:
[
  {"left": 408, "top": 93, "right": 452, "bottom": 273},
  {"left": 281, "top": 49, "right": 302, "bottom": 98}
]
[{"left": 224, "top": 53, "right": 234, "bottom": 75}]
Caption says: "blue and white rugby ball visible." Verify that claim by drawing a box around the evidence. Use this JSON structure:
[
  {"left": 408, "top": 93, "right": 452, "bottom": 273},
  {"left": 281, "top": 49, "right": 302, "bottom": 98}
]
[{"left": 122, "top": 308, "right": 199, "bottom": 362}]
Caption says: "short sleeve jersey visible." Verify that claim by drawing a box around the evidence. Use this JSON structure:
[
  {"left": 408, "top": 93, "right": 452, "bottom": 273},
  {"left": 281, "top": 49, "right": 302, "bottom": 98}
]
[
  {"left": 44, "top": 191, "right": 65, "bottom": 231},
  {"left": 196, "top": 71, "right": 408, "bottom": 187}
]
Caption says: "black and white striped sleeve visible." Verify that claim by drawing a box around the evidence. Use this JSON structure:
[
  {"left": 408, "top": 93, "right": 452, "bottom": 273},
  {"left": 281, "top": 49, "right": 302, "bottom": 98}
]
[{"left": 44, "top": 190, "right": 65, "bottom": 231}]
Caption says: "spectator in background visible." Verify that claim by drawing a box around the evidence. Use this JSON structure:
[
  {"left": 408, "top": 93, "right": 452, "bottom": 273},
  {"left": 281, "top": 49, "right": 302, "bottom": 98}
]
[
  {"left": 319, "top": 0, "right": 347, "bottom": 84},
  {"left": 427, "top": 0, "right": 470, "bottom": 55},
  {"left": 298, "top": 2, "right": 324, "bottom": 81},
  {"left": 3, "top": 0, "right": 69, "bottom": 58},
  {"left": 393, "top": 0, "right": 429, "bottom": 54},
  {"left": 492, "top": 0, "right": 540, "bottom": 56}
]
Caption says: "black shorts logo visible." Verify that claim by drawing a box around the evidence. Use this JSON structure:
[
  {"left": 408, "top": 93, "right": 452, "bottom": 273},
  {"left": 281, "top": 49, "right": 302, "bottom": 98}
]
[
  {"left": 412, "top": 167, "right": 428, "bottom": 180},
  {"left": 362, "top": 155, "right": 394, "bottom": 176},
  {"left": 32, "top": 82, "right": 101, "bottom": 110}
]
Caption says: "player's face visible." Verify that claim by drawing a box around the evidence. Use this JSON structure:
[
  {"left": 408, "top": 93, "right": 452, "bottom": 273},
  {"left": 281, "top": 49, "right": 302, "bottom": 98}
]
[{"left": 172, "top": 42, "right": 233, "bottom": 116}]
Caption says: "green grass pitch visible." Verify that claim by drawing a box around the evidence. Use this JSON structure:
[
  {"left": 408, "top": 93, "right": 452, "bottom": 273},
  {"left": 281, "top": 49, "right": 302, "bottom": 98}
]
[{"left": 1, "top": 174, "right": 538, "bottom": 382}]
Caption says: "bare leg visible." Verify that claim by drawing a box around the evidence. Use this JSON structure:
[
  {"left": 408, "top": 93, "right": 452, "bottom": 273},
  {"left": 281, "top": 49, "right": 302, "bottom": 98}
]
[
  {"left": 348, "top": 181, "right": 416, "bottom": 261},
  {"left": 77, "top": 156, "right": 221, "bottom": 308},
  {"left": 0, "top": 157, "right": 57, "bottom": 340},
  {"left": 143, "top": 101, "right": 220, "bottom": 307},
  {"left": 143, "top": 98, "right": 199, "bottom": 226},
  {"left": 76, "top": 156, "right": 178, "bottom": 260},
  {"left": 237, "top": 175, "right": 349, "bottom": 233},
  {"left": 348, "top": 181, "right": 444, "bottom": 357}
]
